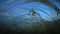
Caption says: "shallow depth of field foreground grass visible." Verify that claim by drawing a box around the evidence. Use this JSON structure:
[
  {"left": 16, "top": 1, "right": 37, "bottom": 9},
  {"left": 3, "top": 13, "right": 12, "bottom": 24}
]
[{"left": 0, "top": 21, "right": 58, "bottom": 34}]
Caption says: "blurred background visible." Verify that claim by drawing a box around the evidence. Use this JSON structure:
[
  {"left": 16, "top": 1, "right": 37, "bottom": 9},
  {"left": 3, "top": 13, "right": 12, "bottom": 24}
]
[{"left": 0, "top": 0, "right": 60, "bottom": 34}]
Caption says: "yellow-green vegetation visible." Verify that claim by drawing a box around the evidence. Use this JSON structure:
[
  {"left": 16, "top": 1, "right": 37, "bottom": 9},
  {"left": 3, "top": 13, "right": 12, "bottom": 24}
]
[{"left": 7, "top": 21, "right": 55, "bottom": 32}]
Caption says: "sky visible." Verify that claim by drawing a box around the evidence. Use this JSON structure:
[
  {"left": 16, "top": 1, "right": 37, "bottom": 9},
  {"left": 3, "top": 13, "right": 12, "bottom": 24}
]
[
  {"left": 0, "top": 0, "right": 59, "bottom": 23},
  {"left": 48, "top": 0, "right": 60, "bottom": 9}
]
